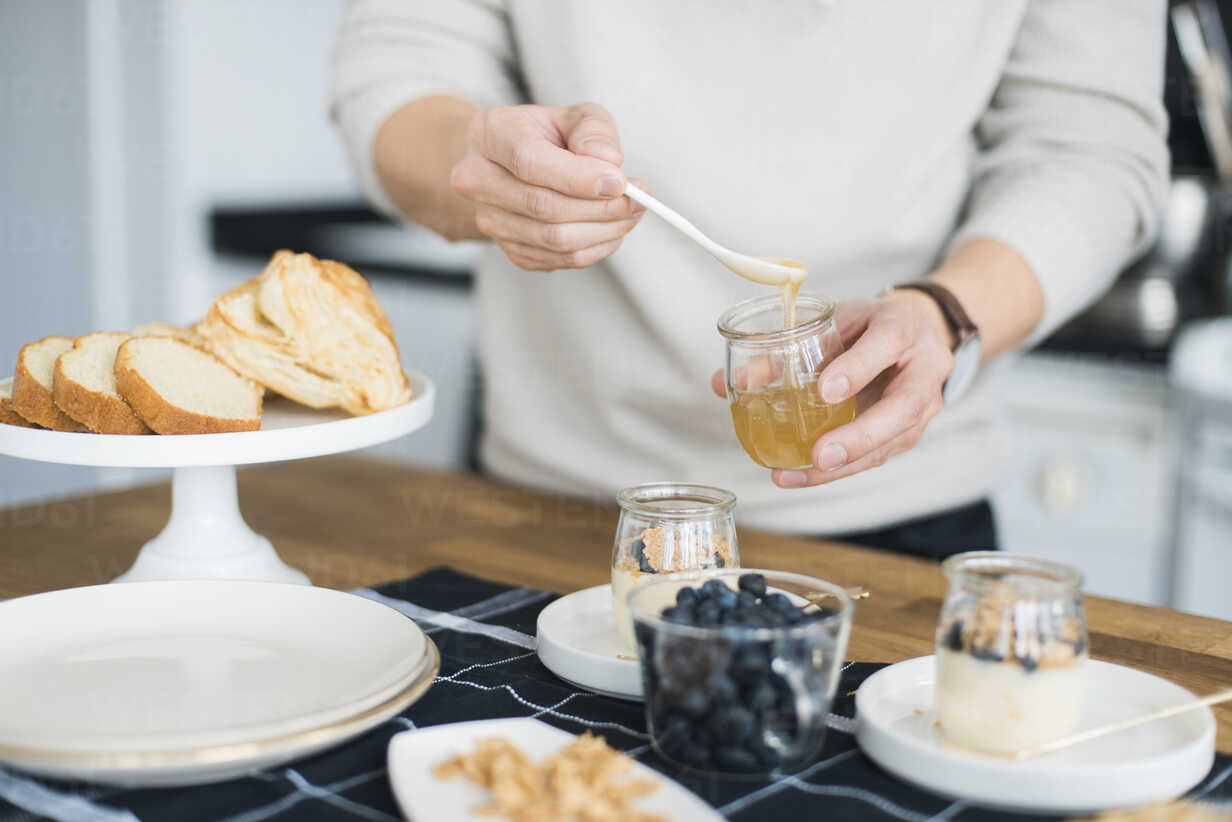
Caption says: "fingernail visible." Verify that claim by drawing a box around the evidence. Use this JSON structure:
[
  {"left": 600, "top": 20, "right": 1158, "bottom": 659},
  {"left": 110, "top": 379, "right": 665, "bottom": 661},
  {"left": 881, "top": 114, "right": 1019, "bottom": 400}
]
[
  {"left": 817, "top": 442, "right": 847, "bottom": 471},
  {"left": 597, "top": 176, "right": 623, "bottom": 197},
  {"left": 777, "top": 470, "right": 806, "bottom": 488},
  {"left": 821, "top": 375, "right": 849, "bottom": 403}
]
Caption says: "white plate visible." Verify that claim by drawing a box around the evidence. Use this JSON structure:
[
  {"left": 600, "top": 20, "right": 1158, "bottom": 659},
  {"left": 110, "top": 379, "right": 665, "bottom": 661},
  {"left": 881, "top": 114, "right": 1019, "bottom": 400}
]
[
  {"left": 0, "top": 581, "right": 439, "bottom": 786},
  {"left": 0, "top": 372, "right": 434, "bottom": 467},
  {"left": 388, "top": 718, "right": 722, "bottom": 822},
  {"left": 855, "top": 655, "right": 1215, "bottom": 813},
  {"left": 536, "top": 585, "right": 642, "bottom": 700}
]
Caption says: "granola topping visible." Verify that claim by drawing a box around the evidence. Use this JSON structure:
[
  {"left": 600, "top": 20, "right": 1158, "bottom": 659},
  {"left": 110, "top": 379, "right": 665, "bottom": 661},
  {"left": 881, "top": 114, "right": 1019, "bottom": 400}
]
[
  {"left": 433, "top": 732, "right": 667, "bottom": 822},
  {"left": 614, "top": 526, "right": 733, "bottom": 575},
  {"left": 939, "top": 592, "right": 1085, "bottom": 671}
]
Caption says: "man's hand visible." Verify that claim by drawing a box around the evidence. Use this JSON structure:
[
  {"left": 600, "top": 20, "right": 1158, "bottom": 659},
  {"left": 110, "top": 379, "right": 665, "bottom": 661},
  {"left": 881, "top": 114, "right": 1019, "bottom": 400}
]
[
  {"left": 711, "top": 290, "right": 955, "bottom": 488},
  {"left": 449, "top": 103, "right": 647, "bottom": 271}
]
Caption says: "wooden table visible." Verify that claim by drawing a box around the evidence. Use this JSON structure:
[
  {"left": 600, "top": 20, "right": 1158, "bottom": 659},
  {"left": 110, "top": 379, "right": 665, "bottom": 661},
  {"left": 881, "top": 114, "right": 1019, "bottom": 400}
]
[{"left": 4, "top": 455, "right": 1231, "bottom": 750}]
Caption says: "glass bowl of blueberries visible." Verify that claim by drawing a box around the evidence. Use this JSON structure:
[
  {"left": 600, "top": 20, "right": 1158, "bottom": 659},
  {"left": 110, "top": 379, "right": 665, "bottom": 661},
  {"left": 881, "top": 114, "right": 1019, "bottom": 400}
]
[{"left": 629, "top": 569, "right": 854, "bottom": 776}]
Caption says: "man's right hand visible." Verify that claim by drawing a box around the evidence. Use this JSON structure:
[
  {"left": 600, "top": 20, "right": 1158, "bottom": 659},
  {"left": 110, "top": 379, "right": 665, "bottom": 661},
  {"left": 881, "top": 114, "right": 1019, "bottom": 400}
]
[{"left": 449, "top": 103, "right": 646, "bottom": 271}]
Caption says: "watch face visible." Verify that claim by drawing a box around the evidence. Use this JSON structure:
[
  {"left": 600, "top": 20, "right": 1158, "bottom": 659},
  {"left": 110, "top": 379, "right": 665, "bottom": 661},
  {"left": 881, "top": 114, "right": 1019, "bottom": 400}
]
[{"left": 942, "top": 335, "right": 982, "bottom": 404}]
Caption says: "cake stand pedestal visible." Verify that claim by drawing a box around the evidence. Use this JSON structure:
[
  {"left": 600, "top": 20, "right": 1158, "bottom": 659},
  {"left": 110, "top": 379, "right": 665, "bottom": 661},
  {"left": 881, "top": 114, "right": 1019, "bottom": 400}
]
[{"left": 0, "top": 373, "right": 435, "bottom": 585}]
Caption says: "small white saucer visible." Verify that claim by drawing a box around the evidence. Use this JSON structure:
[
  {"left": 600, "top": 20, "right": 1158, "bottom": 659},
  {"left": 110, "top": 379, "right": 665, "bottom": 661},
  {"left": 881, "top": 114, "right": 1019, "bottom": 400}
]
[
  {"left": 535, "top": 585, "right": 643, "bottom": 700},
  {"left": 388, "top": 718, "right": 722, "bottom": 822},
  {"left": 855, "top": 655, "right": 1215, "bottom": 813}
]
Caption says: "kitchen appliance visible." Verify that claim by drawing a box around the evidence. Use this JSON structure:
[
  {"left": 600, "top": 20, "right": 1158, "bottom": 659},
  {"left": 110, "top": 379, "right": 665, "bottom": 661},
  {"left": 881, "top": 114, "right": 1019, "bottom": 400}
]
[{"left": 1169, "top": 318, "right": 1232, "bottom": 619}]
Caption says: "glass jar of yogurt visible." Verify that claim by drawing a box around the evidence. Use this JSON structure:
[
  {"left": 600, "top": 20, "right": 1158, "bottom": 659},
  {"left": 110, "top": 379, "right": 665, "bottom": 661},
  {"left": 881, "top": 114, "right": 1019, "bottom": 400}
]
[
  {"left": 611, "top": 483, "right": 738, "bottom": 652},
  {"left": 935, "top": 552, "right": 1088, "bottom": 754}
]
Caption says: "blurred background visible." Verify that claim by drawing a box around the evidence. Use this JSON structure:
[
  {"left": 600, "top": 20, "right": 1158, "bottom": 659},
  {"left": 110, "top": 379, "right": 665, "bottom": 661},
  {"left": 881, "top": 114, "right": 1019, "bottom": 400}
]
[{"left": 1, "top": 0, "right": 1230, "bottom": 617}]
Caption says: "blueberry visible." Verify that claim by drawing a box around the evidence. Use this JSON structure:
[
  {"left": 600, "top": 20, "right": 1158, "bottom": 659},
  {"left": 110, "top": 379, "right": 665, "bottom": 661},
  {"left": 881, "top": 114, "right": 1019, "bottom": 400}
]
[
  {"left": 661, "top": 605, "right": 694, "bottom": 626},
  {"left": 696, "top": 600, "right": 721, "bottom": 627},
  {"left": 659, "top": 715, "right": 690, "bottom": 754},
  {"left": 676, "top": 587, "right": 699, "bottom": 607},
  {"left": 971, "top": 644, "right": 1005, "bottom": 663},
  {"left": 1073, "top": 635, "right": 1086, "bottom": 656},
  {"left": 676, "top": 689, "right": 710, "bottom": 717},
  {"left": 1016, "top": 654, "right": 1039, "bottom": 673},
  {"left": 714, "top": 745, "right": 760, "bottom": 772},
  {"left": 700, "top": 579, "right": 727, "bottom": 601},
  {"left": 714, "top": 585, "right": 739, "bottom": 612},
  {"left": 760, "top": 610, "right": 787, "bottom": 628},
  {"left": 781, "top": 608, "right": 803, "bottom": 625},
  {"left": 736, "top": 591, "right": 758, "bottom": 611},
  {"left": 763, "top": 592, "right": 794, "bottom": 613},
  {"left": 711, "top": 705, "right": 756, "bottom": 741},
  {"left": 632, "top": 538, "right": 655, "bottom": 573},
  {"left": 731, "top": 644, "right": 769, "bottom": 684},
  {"left": 712, "top": 674, "right": 739, "bottom": 706},
  {"left": 738, "top": 573, "right": 767, "bottom": 598},
  {"left": 680, "top": 742, "right": 711, "bottom": 766},
  {"left": 942, "top": 619, "right": 964, "bottom": 652},
  {"left": 714, "top": 554, "right": 726, "bottom": 568}
]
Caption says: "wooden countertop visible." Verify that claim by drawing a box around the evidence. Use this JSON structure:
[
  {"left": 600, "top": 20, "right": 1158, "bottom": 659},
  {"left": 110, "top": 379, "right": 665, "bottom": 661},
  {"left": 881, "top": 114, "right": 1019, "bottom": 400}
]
[{"left": 3, "top": 455, "right": 1231, "bottom": 750}]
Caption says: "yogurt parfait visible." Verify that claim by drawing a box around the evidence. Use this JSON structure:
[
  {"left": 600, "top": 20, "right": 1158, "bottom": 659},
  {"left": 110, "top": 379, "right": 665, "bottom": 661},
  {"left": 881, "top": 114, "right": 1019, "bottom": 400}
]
[
  {"left": 611, "top": 483, "right": 738, "bottom": 651},
  {"left": 934, "top": 552, "right": 1087, "bottom": 755}
]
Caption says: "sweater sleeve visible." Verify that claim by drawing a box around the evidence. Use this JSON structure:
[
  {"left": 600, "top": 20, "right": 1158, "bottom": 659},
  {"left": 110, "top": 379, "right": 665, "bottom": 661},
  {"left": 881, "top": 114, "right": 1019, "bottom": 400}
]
[
  {"left": 329, "top": 0, "right": 526, "bottom": 217},
  {"left": 947, "top": 0, "right": 1170, "bottom": 345}
]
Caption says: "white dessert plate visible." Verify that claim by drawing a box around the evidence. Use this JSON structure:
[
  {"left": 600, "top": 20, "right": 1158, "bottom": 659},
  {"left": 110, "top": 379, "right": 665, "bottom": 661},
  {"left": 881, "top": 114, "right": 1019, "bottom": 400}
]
[
  {"left": 388, "top": 717, "right": 722, "bottom": 822},
  {"left": 0, "top": 371, "right": 434, "bottom": 467},
  {"left": 855, "top": 655, "right": 1215, "bottom": 814},
  {"left": 0, "top": 581, "right": 439, "bottom": 786},
  {"left": 536, "top": 585, "right": 643, "bottom": 700}
]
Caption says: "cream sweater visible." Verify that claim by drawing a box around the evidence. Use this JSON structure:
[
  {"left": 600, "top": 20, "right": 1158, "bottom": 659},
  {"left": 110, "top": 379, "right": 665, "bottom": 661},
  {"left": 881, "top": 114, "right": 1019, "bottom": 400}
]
[{"left": 332, "top": 0, "right": 1169, "bottom": 534}]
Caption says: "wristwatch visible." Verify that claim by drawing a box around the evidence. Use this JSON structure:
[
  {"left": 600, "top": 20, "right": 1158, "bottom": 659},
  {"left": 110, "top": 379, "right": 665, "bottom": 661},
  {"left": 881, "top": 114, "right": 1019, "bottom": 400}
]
[{"left": 891, "top": 281, "right": 982, "bottom": 404}]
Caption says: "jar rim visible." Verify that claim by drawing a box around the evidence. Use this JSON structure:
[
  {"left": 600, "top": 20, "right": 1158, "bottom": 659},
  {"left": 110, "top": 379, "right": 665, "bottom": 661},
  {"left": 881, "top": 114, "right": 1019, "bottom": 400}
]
[
  {"left": 716, "top": 293, "right": 836, "bottom": 343},
  {"left": 941, "top": 551, "right": 1084, "bottom": 594},
  {"left": 615, "top": 482, "right": 737, "bottom": 519},
  {"left": 627, "top": 568, "right": 854, "bottom": 638}
]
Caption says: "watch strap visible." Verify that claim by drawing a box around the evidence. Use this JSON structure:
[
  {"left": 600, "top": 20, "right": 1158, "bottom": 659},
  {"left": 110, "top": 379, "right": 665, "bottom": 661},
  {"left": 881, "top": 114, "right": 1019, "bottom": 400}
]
[{"left": 892, "top": 281, "right": 978, "bottom": 345}]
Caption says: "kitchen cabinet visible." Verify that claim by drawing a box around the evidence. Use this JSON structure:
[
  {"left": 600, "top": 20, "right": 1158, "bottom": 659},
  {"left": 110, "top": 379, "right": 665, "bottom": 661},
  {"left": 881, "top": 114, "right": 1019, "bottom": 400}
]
[{"left": 988, "top": 353, "right": 1177, "bottom": 607}]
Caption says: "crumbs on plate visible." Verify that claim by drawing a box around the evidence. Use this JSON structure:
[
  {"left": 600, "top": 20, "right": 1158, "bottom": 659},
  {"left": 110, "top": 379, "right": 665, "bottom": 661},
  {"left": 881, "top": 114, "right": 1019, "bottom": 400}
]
[{"left": 433, "top": 732, "right": 668, "bottom": 822}]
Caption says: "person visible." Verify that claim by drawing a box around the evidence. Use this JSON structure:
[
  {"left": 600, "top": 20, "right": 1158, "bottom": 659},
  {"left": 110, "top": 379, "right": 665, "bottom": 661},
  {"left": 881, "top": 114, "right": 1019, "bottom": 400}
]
[{"left": 330, "top": 1, "right": 1168, "bottom": 559}]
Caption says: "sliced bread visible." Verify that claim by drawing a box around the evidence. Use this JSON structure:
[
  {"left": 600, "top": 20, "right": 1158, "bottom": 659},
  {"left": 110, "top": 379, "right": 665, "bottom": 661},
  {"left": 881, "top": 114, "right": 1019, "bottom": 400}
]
[
  {"left": 11, "top": 337, "right": 87, "bottom": 431},
  {"left": 0, "top": 380, "right": 38, "bottom": 428},
  {"left": 197, "top": 250, "right": 411, "bottom": 415},
  {"left": 132, "top": 321, "right": 206, "bottom": 347},
  {"left": 53, "top": 333, "right": 151, "bottom": 434},
  {"left": 115, "top": 337, "right": 262, "bottom": 434}
]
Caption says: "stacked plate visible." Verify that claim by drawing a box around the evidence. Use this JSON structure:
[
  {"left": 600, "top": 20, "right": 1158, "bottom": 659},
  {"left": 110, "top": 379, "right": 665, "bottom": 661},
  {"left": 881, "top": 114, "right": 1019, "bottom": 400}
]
[{"left": 0, "top": 581, "right": 438, "bottom": 786}]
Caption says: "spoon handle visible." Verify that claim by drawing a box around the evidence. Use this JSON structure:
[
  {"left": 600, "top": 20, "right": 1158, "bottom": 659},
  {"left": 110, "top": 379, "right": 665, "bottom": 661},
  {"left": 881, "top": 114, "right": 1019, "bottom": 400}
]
[
  {"left": 1013, "top": 687, "right": 1232, "bottom": 760},
  {"left": 624, "top": 183, "right": 729, "bottom": 263}
]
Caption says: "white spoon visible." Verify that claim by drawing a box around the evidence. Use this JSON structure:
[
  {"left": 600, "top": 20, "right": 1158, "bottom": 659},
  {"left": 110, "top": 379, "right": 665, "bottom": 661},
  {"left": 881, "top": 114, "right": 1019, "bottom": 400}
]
[{"left": 624, "top": 182, "right": 806, "bottom": 287}]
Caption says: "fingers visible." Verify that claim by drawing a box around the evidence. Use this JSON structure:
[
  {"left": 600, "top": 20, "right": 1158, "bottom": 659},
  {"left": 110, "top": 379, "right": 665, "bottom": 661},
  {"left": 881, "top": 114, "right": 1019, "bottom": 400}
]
[
  {"left": 496, "top": 237, "right": 625, "bottom": 272},
  {"left": 711, "top": 369, "right": 727, "bottom": 398},
  {"left": 476, "top": 107, "right": 625, "bottom": 199},
  {"left": 809, "top": 371, "right": 943, "bottom": 470},
  {"left": 816, "top": 315, "right": 911, "bottom": 404},
  {"left": 834, "top": 300, "right": 876, "bottom": 348},
  {"left": 475, "top": 205, "right": 641, "bottom": 252},
  {"left": 454, "top": 158, "right": 644, "bottom": 223},
  {"left": 559, "top": 103, "right": 623, "bottom": 166},
  {"left": 771, "top": 422, "right": 926, "bottom": 488}
]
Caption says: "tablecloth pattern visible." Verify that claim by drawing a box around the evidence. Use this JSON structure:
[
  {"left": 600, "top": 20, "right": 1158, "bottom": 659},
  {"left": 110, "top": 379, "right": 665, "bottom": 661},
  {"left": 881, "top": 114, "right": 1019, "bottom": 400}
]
[{"left": 1, "top": 567, "right": 1229, "bottom": 822}]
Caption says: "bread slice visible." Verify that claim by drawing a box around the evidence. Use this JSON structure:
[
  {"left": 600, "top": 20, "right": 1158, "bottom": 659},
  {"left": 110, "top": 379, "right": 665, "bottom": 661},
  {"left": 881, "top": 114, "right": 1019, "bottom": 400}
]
[
  {"left": 0, "top": 380, "right": 39, "bottom": 428},
  {"left": 53, "top": 333, "right": 151, "bottom": 434},
  {"left": 115, "top": 337, "right": 262, "bottom": 434},
  {"left": 197, "top": 250, "right": 411, "bottom": 415},
  {"left": 11, "top": 337, "right": 88, "bottom": 431},
  {"left": 199, "top": 280, "right": 347, "bottom": 408},
  {"left": 132, "top": 321, "right": 206, "bottom": 347}
]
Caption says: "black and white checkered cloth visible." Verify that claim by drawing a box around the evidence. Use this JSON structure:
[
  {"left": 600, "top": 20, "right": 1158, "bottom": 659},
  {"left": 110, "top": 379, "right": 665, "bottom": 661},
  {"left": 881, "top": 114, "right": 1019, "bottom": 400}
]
[{"left": 1, "top": 567, "right": 1230, "bottom": 822}]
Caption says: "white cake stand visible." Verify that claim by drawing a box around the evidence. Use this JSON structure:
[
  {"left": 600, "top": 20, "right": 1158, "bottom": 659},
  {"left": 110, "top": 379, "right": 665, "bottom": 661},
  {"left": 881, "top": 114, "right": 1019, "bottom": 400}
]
[{"left": 0, "top": 373, "right": 434, "bottom": 585}]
